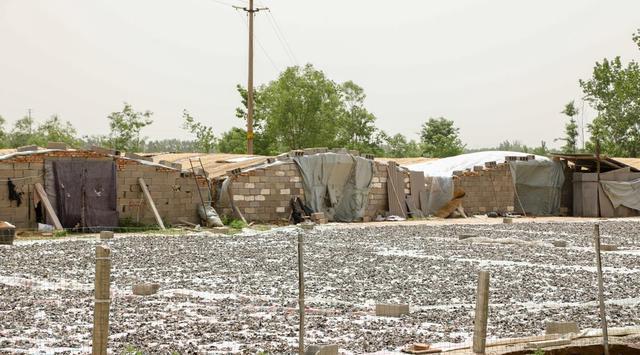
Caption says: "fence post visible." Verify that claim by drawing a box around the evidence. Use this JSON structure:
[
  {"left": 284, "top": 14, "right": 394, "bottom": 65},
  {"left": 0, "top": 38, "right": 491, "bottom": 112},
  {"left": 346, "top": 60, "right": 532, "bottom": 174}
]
[
  {"left": 473, "top": 270, "right": 490, "bottom": 354},
  {"left": 297, "top": 232, "right": 305, "bottom": 355},
  {"left": 594, "top": 223, "right": 610, "bottom": 355},
  {"left": 93, "top": 245, "right": 111, "bottom": 355}
]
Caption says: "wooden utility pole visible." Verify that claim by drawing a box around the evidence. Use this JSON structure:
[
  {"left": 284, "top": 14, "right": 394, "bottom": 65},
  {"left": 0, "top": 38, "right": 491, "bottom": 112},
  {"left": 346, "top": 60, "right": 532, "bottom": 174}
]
[
  {"left": 92, "top": 245, "right": 111, "bottom": 355},
  {"left": 297, "top": 232, "right": 305, "bottom": 355},
  {"left": 594, "top": 224, "right": 610, "bottom": 355},
  {"left": 235, "top": 0, "right": 268, "bottom": 155},
  {"left": 473, "top": 270, "right": 490, "bottom": 354}
]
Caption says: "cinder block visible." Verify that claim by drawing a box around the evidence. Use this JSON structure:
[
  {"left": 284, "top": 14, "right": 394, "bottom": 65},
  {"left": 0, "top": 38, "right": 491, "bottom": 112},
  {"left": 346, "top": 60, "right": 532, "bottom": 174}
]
[
  {"left": 503, "top": 217, "right": 513, "bottom": 224},
  {"left": 601, "top": 244, "right": 617, "bottom": 252},
  {"left": 100, "top": 231, "right": 114, "bottom": 240},
  {"left": 375, "top": 303, "right": 409, "bottom": 317},
  {"left": 551, "top": 240, "right": 567, "bottom": 247},
  {"left": 46, "top": 142, "right": 67, "bottom": 150},
  {"left": 132, "top": 283, "right": 160, "bottom": 296},
  {"left": 545, "top": 321, "right": 579, "bottom": 335},
  {"left": 305, "top": 344, "right": 338, "bottom": 355}
]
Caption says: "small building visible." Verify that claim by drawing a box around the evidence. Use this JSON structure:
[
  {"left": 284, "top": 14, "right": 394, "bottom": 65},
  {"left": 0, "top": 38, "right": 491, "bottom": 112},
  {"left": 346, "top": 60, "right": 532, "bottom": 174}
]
[{"left": 0, "top": 148, "right": 209, "bottom": 230}]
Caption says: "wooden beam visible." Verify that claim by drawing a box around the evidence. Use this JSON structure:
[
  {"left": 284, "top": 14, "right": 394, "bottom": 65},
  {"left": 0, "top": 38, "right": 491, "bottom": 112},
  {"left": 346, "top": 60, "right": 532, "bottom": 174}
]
[
  {"left": 138, "top": 178, "right": 166, "bottom": 230},
  {"left": 34, "top": 183, "right": 63, "bottom": 230}
]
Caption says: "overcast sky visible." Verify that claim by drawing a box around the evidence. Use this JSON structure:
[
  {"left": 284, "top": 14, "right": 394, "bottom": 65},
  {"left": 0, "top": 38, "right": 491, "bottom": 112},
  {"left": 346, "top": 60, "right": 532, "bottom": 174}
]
[{"left": 1, "top": 0, "right": 639, "bottom": 149}]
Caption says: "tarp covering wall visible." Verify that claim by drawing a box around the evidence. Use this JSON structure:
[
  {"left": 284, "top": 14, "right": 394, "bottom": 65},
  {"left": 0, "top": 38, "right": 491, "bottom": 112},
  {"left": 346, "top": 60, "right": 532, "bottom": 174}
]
[
  {"left": 294, "top": 153, "right": 374, "bottom": 222},
  {"left": 407, "top": 151, "right": 550, "bottom": 177},
  {"left": 601, "top": 179, "right": 640, "bottom": 211},
  {"left": 509, "top": 159, "right": 565, "bottom": 215}
]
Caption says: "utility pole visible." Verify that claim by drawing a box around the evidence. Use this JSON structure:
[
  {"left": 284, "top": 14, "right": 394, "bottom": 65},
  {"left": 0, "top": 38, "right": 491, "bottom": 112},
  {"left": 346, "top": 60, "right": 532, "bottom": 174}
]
[{"left": 235, "top": 1, "right": 268, "bottom": 155}]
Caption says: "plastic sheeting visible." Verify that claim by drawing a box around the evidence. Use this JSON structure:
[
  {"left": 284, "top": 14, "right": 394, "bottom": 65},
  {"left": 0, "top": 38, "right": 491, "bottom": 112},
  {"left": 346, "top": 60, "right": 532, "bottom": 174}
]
[
  {"left": 407, "top": 151, "right": 550, "bottom": 177},
  {"left": 601, "top": 179, "right": 640, "bottom": 211},
  {"left": 425, "top": 176, "right": 454, "bottom": 215},
  {"left": 509, "top": 159, "right": 565, "bottom": 215},
  {"left": 294, "top": 153, "right": 374, "bottom": 222}
]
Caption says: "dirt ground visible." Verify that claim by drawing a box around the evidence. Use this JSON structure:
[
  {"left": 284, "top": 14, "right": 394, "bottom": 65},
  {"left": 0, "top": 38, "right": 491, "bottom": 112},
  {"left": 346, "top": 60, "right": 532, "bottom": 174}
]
[{"left": 1, "top": 218, "right": 640, "bottom": 354}]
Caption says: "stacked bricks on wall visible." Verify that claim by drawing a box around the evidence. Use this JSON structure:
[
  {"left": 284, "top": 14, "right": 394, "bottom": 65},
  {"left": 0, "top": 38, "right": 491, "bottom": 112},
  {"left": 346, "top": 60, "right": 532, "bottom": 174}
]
[
  {"left": 218, "top": 161, "right": 304, "bottom": 222},
  {"left": 453, "top": 162, "right": 515, "bottom": 215},
  {"left": 0, "top": 150, "right": 206, "bottom": 229}
]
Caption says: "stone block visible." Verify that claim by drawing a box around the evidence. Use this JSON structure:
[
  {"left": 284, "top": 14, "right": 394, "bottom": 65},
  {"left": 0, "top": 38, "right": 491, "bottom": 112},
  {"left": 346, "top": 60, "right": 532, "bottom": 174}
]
[
  {"left": 305, "top": 344, "right": 339, "bottom": 355},
  {"left": 545, "top": 321, "right": 579, "bottom": 335},
  {"left": 503, "top": 217, "right": 513, "bottom": 224},
  {"left": 601, "top": 244, "right": 617, "bottom": 252},
  {"left": 458, "top": 233, "right": 478, "bottom": 240},
  {"left": 132, "top": 283, "right": 160, "bottom": 296},
  {"left": 46, "top": 142, "right": 67, "bottom": 150},
  {"left": 100, "top": 231, "right": 114, "bottom": 240},
  {"left": 375, "top": 303, "right": 409, "bottom": 317},
  {"left": 551, "top": 240, "right": 567, "bottom": 247}
]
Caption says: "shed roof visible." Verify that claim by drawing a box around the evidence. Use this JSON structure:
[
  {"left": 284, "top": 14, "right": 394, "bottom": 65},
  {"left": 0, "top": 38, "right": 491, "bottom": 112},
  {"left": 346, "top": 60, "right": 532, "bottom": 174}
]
[
  {"left": 146, "top": 153, "right": 271, "bottom": 178},
  {"left": 550, "top": 154, "right": 640, "bottom": 172}
]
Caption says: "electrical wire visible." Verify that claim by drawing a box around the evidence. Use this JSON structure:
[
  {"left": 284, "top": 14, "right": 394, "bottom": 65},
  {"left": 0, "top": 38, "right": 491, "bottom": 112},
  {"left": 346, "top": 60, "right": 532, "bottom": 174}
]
[
  {"left": 265, "top": 8, "right": 298, "bottom": 66},
  {"left": 235, "top": 8, "right": 281, "bottom": 72}
]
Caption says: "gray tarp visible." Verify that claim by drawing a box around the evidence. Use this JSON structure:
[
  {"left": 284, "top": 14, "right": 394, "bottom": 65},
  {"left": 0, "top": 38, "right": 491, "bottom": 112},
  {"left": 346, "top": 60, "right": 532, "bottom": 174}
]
[
  {"left": 509, "top": 159, "right": 565, "bottom": 215},
  {"left": 294, "top": 154, "right": 374, "bottom": 222},
  {"left": 600, "top": 179, "right": 640, "bottom": 210}
]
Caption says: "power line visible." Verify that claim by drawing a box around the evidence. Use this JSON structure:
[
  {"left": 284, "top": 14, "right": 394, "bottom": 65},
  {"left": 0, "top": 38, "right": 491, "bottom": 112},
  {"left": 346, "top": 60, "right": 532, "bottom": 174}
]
[
  {"left": 235, "top": 9, "right": 280, "bottom": 72},
  {"left": 265, "top": 8, "right": 298, "bottom": 66}
]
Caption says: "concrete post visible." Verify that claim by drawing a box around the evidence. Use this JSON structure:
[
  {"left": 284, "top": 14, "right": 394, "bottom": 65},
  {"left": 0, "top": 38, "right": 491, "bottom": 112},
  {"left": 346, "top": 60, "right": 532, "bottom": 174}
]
[
  {"left": 473, "top": 270, "right": 490, "bottom": 354},
  {"left": 92, "top": 245, "right": 111, "bottom": 355}
]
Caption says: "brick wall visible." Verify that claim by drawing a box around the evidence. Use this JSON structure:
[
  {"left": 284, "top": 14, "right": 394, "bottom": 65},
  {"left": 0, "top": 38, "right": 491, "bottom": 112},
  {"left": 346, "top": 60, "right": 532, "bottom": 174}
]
[
  {"left": 217, "top": 161, "right": 304, "bottom": 222},
  {"left": 0, "top": 151, "right": 206, "bottom": 228},
  {"left": 454, "top": 163, "right": 515, "bottom": 215}
]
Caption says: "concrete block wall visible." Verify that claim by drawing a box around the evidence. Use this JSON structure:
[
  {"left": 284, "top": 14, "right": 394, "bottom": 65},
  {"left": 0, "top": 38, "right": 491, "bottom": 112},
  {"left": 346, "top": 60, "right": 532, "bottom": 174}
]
[
  {"left": 218, "top": 162, "right": 304, "bottom": 222},
  {"left": 0, "top": 150, "right": 206, "bottom": 229},
  {"left": 365, "top": 162, "right": 390, "bottom": 219},
  {"left": 454, "top": 163, "right": 515, "bottom": 215},
  {"left": 115, "top": 158, "right": 207, "bottom": 226}
]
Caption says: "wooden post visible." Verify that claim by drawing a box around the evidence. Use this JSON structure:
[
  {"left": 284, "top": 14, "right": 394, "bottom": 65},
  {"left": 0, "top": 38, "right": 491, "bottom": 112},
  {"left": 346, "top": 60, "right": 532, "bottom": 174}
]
[
  {"left": 473, "top": 270, "right": 490, "bottom": 354},
  {"left": 34, "top": 183, "right": 63, "bottom": 230},
  {"left": 92, "top": 245, "right": 111, "bottom": 355},
  {"left": 297, "top": 232, "right": 305, "bottom": 355},
  {"left": 138, "top": 178, "right": 166, "bottom": 230},
  {"left": 594, "top": 224, "right": 610, "bottom": 355}
]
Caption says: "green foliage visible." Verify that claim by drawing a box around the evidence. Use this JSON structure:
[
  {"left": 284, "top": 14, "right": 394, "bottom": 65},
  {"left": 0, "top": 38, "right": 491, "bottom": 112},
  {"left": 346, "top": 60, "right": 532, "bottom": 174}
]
[
  {"left": 107, "top": 103, "right": 153, "bottom": 152},
  {"left": 143, "top": 139, "right": 197, "bottom": 153},
  {"left": 420, "top": 117, "right": 465, "bottom": 157},
  {"left": 556, "top": 101, "right": 580, "bottom": 154},
  {"left": 383, "top": 133, "right": 422, "bottom": 158},
  {"left": 53, "top": 230, "right": 68, "bottom": 238},
  {"left": 580, "top": 29, "right": 640, "bottom": 157},
  {"left": 235, "top": 64, "right": 384, "bottom": 154},
  {"left": 0, "top": 115, "right": 6, "bottom": 148},
  {"left": 9, "top": 116, "right": 37, "bottom": 147},
  {"left": 3, "top": 114, "right": 80, "bottom": 148},
  {"left": 123, "top": 345, "right": 144, "bottom": 355},
  {"left": 533, "top": 349, "right": 545, "bottom": 355},
  {"left": 468, "top": 140, "right": 552, "bottom": 156},
  {"left": 36, "top": 115, "right": 81, "bottom": 147},
  {"left": 217, "top": 127, "right": 249, "bottom": 154},
  {"left": 335, "top": 81, "right": 385, "bottom": 155},
  {"left": 182, "top": 110, "right": 216, "bottom": 153}
]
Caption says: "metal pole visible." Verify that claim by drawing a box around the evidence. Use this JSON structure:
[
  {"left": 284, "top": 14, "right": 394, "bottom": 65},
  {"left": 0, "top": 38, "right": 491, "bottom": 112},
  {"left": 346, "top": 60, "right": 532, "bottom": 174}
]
[
  {"left": 92, "top": 245, "right": 111, "bottom": 355},
  {"left": 297, "top": 232, "right": 305, "bottom": 355},
  {"left": 473, "top": 270, "right": 490, "bottom": 354},
  {"left": 246, "top": 0, "right": 255, "bottom": 155},
  {"left": 594, "top": 223, "right": 610, "bottom": 355}
]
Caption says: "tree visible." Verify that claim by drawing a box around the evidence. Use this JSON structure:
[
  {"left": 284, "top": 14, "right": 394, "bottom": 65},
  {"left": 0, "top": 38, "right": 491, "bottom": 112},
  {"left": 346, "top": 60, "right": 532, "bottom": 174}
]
[
  {"left": 0, "top": 115, "right": 6, "bottom": 148},
  {"left": 107, "top": 103, "right": 153, "bottom": 152},
  {"left": 420, "top": 117, "right": 465, "bottom": 157},
  {"left": 556, "top": 101, "right": 579, "bottom": 154},
  {"left": 9, "top": 115, "right": 37, "bottom": 147},
  {"left": 182, "top": 110, "right": 216, "bottom": 153},
  {"left": 580, "top": 29, "right": 640, "bottom": 157},
  {"left": 336, "top": 81, "right": 384, "bottom": 155},
  {"left": 36, "top": 115, "right": 80, "bottom": 147},
  {"left": 143, "top": 139, "right": 197, "bottom": 153},
  {"left": 217, "top": 127, "right": 249, "bottom": 154},
  {"left": 531, "top": 140, "right": 549, "bottom": 156},
  {"left": 383, "top": 133, "right": 422, "bottom": 158},
  {"left": 497, "top": 139, "right": 529, "bottom": 153},
  {"left": 236, "top": 64, "right": 343, "bottom": 153}
]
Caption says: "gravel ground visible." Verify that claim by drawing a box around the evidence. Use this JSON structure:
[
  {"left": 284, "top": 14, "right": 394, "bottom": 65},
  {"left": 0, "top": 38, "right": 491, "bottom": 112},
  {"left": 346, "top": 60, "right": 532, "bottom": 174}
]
[{"left": 1, "top": 220, "right": 640, "bottom": 354}]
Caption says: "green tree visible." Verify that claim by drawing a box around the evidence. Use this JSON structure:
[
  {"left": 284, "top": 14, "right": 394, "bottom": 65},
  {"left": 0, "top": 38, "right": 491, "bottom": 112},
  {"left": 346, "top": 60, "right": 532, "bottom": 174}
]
[
  {"left": 0, "top": 115, "right": 6, "bottom": 148},
  {"left": 580, "top": 29, "right": 640, "bottom": 156},
  {"left": 531, "top": 140, "right": 549, "bottom": 156},
  {"left": 182, "top": 110, "right": 216, "bottom": 153},
  {"left": 236, "top": 64, "right": 343, "bottom": 153},
  {"left": 36, "top": 115, "right": 80, "bottom": 147},
  {"left": 143, "top": 139, "right": 197, "bottom": 153},
  {"left": 336, "top": 81, "right": 384, "bottom": 155},
  {"left": 107, "top": 103, "right": 153, "bottom": 152},
  {"left": 420, "top": 117, "right": 465, "bottom": 157},
  {"left": 556, "top": 101, "right": 580, "bottom": 154},
  {"left": 9, "top": 116, "right": 38, "bottom": 147},
  {"left": 497, "top": 139, "right": 529, "bottom": 153},
  {"left": 384, "top": 133, "right": 422, "bottom": 158},
  {"left": 217, "top": 127, "right": 249, "bottom": 154}
]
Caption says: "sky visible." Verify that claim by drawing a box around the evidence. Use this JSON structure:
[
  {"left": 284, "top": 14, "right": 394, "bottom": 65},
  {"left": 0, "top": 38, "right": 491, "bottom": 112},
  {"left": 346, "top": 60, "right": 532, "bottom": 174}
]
[{"left": 1, "top": 0, "right": 639, "bottom": 149}]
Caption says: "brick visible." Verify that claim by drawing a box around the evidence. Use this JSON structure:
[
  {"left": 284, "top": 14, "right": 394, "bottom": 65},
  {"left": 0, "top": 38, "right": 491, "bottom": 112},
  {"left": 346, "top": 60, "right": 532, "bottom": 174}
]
[
  {"left": 276, "top": 207, "right": 285, "bottom": 213},
  {"left": 545, "top": 322, "right": 578, "bottom": 335},
  {"left": 280, "top": 188, "right": 290, "bottom": 195},
  {"left": 375, "top": 304, "right": 409, "bottom": 317},
  {"left": 233, "top": 195, "right": 245, "bottom": 201},
  {"left": 260, "top": 189, "right": 270, "bottom": 195}
]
